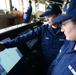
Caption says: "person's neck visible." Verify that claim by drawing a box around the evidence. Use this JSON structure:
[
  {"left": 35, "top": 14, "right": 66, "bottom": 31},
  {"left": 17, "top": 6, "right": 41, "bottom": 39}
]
[{"left": 52, "top": 25, "right": 58, "bottom": 28}]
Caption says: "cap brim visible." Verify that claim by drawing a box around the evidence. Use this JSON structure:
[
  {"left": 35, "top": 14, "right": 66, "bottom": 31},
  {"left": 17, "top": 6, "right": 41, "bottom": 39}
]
[
  {"left": 52, "top": 15, "right": 71, "bottom": 23},
  {"left": 40, "top": 11, "right": 53, "bottom": 17}
]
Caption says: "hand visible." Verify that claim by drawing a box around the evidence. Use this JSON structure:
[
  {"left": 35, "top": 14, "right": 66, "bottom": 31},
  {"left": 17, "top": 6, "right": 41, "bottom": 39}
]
[{"left": 0, "top": 44, "right": 6, "bottom": 51}]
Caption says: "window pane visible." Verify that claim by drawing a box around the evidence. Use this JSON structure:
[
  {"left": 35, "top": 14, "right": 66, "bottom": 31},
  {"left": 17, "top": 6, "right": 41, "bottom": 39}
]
[
  {"left": 6, "top": 0, "right": 10, "bottom": 11},
  {"left": 23, "top": 0, "right": 28, "bottom": 9},
  {"left": 11, "top": 0, "right": 19, "bottom": 10},
  {"left": 0, "top": 0, "right": 6, "bottom": 10}
]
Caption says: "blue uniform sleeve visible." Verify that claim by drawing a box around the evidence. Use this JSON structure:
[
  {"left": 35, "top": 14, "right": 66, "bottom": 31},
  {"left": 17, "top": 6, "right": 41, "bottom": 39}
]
[
  {"left": 4, "top": 26, "right": 43, "bottom": 48},
  {"left": 47, "top": 59, "right": 56, "bottom": 75},
  {"left": 27, "top": 6, "right": 32, "bottom": 15}
]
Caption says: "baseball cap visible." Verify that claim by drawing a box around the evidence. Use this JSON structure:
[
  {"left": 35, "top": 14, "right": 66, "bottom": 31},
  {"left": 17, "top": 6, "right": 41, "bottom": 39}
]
[
  {"left": 40, "top": 4, "right": 61, "bottom": 17},
  {"left": 52, "top": 0, "right": 76, "bottom": 23}
]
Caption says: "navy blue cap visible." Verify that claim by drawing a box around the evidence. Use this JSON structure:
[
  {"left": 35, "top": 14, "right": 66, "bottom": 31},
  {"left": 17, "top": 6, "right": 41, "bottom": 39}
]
[
  {"left": 52, "top": 0, "right": 76, "bottom": 23},
  {"left": 40, "top": 4, "right": 61, "bottom": 17}
]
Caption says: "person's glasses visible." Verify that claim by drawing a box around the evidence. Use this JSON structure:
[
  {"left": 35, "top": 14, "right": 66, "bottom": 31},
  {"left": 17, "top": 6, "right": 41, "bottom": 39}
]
[{"left": 59, "top": 20, "right": 72, "bottom": 27}]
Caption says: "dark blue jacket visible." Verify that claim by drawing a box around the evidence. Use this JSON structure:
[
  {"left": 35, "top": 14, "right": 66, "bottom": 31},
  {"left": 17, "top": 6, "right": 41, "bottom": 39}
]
[
  {"left": 4, "top": 24, "right": 65, "bottom": 64},
  {"left": 47, "top": 41, "right": 76, "bottom": 75},
  {"left": 23, "top": 5, "right": 32, "bottom": 23}
]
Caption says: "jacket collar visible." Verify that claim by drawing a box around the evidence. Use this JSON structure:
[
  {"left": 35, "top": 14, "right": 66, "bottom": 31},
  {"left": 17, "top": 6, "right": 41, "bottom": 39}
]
[{"left": 66, "top": 41, "right": 76, "bottom": 53}]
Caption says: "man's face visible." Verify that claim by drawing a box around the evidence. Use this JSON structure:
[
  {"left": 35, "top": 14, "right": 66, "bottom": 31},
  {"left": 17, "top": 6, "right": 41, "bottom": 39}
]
[
  {"left": 61, "top": 19, "right": 76, "bottom": 40},
  {"left": 45, "top": 14, "right": 58, "bottom": 25}
]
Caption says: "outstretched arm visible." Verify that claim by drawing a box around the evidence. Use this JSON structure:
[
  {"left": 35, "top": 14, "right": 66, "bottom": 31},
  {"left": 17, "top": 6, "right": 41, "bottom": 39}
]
[{"left": 0, "top": 44, "right": 6, "bottom": 51}]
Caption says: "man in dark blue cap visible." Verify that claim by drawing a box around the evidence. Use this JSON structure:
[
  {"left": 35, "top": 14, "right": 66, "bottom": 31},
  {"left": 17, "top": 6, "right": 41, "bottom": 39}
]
[
  {"left": 23, "top": 1, "right": 32, "bottom": 23},
  {"left": 47, "top": 0, "right": 76, "bottom": 75},
  {"left": 0, "top": 4, "right": 65, "bottom": 75}
]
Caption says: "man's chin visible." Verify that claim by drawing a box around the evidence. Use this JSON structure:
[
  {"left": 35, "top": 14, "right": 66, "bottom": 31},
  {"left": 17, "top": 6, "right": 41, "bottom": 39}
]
[{"left": 66, "top": 37, "right": 72, "bottom": 41}]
